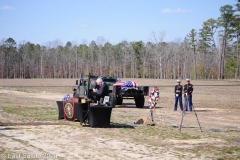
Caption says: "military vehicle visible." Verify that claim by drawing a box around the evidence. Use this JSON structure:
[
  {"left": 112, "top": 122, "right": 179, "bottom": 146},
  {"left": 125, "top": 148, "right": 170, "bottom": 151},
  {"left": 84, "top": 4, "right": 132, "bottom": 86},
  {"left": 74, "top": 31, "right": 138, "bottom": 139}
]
[
  {"left": 111, "top": 81, "right": 149, "bottom": 108},
  {"left": 72, "top": 75, "right": 118, "bottom": 103},
  {"left": 72, "top": 74, "right": 149, "bottom": 108}
]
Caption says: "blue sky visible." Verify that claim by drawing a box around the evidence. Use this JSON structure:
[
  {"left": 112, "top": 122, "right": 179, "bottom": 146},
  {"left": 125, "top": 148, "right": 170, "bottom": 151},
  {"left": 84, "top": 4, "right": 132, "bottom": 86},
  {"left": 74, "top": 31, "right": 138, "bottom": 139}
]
[{"left": 0, "top": 0, "right": 237, "bottom": 45}]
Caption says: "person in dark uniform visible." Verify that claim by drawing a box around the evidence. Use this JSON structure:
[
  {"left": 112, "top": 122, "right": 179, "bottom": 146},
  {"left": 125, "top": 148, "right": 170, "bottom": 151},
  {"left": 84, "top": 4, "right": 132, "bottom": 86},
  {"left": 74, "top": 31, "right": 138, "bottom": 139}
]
[
  {"left": 92, "top": 78, "right": 109, "bottom": 103},
  {"left": 184, "top": 79, "right": 194, "bottom": 111},
  {"left": 174, "top": 79, "right": 183, "bottom": 111}
]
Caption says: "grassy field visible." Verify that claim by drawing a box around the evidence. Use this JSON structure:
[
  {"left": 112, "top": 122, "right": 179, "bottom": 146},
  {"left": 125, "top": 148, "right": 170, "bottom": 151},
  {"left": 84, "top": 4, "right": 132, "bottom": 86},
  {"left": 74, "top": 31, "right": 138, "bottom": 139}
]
[{"left": 0, "top": 78, "right": 240, "bottom": 160}]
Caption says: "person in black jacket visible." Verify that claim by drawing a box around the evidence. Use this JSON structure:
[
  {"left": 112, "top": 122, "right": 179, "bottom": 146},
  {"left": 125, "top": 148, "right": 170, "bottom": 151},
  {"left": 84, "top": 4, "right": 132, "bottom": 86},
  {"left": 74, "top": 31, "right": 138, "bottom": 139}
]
[
  {"left": 92, "top": 78, "right": 109, "bottom": 103},
  {"left": 174, "top": 79, "right": 183, "bottom": 111},
  {"left": 184, "top": 79, "right": 194, "bottom": 111}
]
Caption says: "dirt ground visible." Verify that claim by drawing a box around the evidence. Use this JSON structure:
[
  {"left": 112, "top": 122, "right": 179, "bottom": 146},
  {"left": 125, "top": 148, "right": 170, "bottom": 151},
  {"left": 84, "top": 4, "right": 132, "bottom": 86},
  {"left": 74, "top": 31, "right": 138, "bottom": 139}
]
[{"left": 0, "top": 78, "right": 240, "bottom": 160}]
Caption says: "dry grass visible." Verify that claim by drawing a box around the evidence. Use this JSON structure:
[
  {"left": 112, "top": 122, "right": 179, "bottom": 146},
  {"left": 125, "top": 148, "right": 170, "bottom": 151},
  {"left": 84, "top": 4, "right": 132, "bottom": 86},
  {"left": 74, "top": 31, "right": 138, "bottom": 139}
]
[{"left": 0, "top": 78, "right": 240, "bottom": 160}]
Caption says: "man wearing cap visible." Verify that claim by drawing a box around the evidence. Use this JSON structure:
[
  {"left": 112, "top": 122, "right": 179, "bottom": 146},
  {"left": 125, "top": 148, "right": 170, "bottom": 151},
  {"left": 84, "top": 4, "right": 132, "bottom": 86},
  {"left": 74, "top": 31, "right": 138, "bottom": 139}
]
[
  {"left": 174, "top": 79, "right": 183, "bottom": 111},
  {"left": 184, "top": 79, "right": 194, "bottom": 111},
  {"left": 92, "top": 77, "right": 109, "bottom": 103}
]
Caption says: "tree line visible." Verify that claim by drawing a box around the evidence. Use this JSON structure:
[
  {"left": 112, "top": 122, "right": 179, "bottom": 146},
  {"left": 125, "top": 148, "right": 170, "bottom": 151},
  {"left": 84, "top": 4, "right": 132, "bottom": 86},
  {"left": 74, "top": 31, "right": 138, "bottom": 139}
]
[{"left": 0, "top": 2, "right": 239, "bottom": 80}]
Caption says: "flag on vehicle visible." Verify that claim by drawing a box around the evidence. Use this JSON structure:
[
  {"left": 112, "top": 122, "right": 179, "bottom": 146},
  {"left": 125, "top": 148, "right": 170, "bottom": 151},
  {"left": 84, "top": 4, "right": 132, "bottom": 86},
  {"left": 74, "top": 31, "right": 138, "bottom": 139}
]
[
  {"left": 121, "top": 81, "right": 138, "bottom": 91},
  {"left": 62, "top": 94, "right": 70, "bottom": 101}
]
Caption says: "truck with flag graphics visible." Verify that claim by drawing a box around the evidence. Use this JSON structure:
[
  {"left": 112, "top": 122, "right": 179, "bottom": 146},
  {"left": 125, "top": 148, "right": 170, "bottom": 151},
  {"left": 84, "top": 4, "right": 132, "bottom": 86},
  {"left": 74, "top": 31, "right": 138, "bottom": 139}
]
[
  {"left": 73, "top": 76, "right": 149, "bottom": 108},
  {"left": 111, "top": 81, "right": 149, "bottom": 108}
]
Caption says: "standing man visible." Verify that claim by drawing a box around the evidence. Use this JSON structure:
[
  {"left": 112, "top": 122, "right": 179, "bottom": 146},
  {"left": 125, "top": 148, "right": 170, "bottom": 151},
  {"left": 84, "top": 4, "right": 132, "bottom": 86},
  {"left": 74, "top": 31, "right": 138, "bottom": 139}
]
[
  {"left": 184, "top": 79, "right": 194, "bottom": 111},
  {"left": 174, "top": 79, "right": 183, "bottom": 111},
  {"left": 92, "top": 77, "right": 109, "bottom": 103}
]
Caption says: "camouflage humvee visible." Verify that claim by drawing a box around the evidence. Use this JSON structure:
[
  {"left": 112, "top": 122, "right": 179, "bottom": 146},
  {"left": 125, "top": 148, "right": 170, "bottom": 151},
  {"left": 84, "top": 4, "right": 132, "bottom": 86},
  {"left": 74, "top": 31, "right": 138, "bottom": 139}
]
[
  {"left": 73, "top": 74, "right": 149, "bottom": 108},
  {"left": 72, "top": 75, "right": 119, "bottom": 103}
]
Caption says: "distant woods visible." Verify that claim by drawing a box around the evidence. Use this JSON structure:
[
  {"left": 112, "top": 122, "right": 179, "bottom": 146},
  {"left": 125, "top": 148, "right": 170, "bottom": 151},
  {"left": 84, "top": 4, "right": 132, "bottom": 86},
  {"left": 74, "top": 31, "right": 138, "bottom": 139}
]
[{"left": 0, "top": 2, "right": 240, "bottom": 79}]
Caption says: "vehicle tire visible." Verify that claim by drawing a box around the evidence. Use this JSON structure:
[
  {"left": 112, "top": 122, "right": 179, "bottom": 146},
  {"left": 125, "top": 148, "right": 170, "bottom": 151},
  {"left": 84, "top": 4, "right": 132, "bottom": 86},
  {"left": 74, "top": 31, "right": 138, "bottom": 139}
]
[
  {"left": 116, "top": 97, "right": 123, "bottom": 105},
  {"left": 135, "top": 95, "right": 145, "bottom": 108},
  {"left": 109, "top": 93, "right": 116, "bottom": 107}
]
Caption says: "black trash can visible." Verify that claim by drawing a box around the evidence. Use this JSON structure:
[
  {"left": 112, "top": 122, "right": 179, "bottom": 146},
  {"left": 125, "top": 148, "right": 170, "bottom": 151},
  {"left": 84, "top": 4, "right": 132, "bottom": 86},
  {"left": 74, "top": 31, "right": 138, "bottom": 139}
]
[{"left": 89, "top": 104, "right": 112, "bottom": 128}]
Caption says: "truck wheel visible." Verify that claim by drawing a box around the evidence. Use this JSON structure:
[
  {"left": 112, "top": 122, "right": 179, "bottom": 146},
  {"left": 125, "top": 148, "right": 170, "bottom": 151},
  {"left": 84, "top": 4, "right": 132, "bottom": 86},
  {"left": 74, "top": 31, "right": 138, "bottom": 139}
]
[
  {"left": 116, "top": 97, "right": 123, "bottom": 105},
  {"left": 135, "top": 95, "right": 145, "bottom": 108},
  {"left": 109, "top": 93, "right": 116, "bottom": 107}
]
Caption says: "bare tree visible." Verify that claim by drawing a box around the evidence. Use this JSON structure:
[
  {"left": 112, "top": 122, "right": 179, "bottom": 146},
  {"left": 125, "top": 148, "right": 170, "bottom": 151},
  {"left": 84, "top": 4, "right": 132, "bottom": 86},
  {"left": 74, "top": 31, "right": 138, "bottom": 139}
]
[
  {"left": 217, "top": 5, "right": 235, "bottom": 79},
  {"left": 152, "top": 31, "right": 166, "bottom": 79}
]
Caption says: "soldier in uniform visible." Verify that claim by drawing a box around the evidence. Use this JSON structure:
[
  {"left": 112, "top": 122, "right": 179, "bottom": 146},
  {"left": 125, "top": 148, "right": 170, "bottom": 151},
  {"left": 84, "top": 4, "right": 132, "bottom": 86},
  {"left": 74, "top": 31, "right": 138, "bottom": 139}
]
[
  {"left": 184, "top": 79, "right": 194, "bottom": 111},
  {"left": 174, "top": 79, "right": 183, "bottom": 111}
]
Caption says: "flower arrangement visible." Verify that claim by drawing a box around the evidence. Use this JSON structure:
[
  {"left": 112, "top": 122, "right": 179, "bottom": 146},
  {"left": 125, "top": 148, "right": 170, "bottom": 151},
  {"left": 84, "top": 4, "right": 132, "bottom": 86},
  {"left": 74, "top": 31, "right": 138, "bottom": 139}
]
[{"left": 148, "top": 86, "right": 159, "bottom": 109}]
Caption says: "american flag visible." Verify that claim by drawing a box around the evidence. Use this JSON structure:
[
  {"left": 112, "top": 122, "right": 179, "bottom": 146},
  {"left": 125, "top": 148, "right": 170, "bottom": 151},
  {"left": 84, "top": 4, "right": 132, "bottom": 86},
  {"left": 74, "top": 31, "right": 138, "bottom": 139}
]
[
  {"left": 62, "top": 94, "right": 70, "bottom": 101},
  {"left": 121, "top": 81, "right": 138, "bottom": 91}
]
